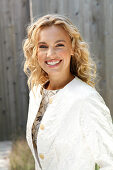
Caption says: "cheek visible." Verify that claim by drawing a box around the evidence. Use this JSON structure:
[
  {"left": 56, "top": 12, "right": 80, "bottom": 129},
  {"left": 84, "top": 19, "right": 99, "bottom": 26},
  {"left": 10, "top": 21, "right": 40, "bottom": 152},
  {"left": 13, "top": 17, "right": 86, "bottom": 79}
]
[
  {"left": 57, "top": 49, "right": 71, "bottom": 60},
  {"left": 37, "top": 52, "right": 46, "bottom": 63},
  {"left": 57, "top": 49, "right": 69, "bottom": 57}
]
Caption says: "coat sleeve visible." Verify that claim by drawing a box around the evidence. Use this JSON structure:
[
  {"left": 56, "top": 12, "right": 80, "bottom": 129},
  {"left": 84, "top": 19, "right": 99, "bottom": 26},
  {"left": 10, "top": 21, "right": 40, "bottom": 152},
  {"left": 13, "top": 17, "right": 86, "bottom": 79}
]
[{"left": 80, "top": 92, "right": 113, "bottom": 170}]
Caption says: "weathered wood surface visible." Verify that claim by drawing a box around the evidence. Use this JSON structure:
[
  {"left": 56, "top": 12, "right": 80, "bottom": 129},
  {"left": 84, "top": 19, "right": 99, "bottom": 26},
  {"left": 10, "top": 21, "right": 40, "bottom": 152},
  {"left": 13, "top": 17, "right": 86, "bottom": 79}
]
[
  {"left": 31, "top": 0, "right": 113, "bottom": 118},
  {"left": 0, "top": 0, "right": 30, "bottom": 140}
]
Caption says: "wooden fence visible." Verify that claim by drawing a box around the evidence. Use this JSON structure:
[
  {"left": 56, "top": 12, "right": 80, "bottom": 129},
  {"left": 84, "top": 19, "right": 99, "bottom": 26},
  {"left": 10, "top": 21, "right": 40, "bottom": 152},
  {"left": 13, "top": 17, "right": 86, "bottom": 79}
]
[
  {"left": 0, "top": 0, "right": 113, "bottom": 140},
  {"left": 0, "top": 0, "right": 30, "bottom": 140}
]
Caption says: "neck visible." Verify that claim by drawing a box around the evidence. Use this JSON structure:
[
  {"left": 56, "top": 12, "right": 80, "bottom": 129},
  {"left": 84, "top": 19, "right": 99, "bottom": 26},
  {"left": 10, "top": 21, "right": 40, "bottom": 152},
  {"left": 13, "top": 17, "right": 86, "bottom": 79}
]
[{"left": 46, "top": 72, "right": 75, "bottom": 90}]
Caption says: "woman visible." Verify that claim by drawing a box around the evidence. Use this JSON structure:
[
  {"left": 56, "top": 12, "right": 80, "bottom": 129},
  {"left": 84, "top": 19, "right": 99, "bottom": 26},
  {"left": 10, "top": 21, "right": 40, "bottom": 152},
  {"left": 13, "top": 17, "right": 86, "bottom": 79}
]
[{"left": 23, "top": 14, "right": 113, "bottom": 170}]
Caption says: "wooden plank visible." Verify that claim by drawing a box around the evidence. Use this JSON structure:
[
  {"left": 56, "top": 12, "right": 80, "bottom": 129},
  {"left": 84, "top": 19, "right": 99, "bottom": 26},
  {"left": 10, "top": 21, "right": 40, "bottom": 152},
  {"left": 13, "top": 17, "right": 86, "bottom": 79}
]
[
  {"left": 12, "top": 0, "right": 29, "bottom": 134},
  {"left": 68, "top": 0, "right": 80, "bottom": 28},
  {"left": 2, "top": 0, "right": 17, "bottom": 139},
  {"left": 104, "top": 0, "right": 113, "bottom": 117},
  {"left": 89, "top": 0, "right": 106, "bottom": 98},
  {"left": 0, "top": 0, "right": 11, "bottom": 140}
]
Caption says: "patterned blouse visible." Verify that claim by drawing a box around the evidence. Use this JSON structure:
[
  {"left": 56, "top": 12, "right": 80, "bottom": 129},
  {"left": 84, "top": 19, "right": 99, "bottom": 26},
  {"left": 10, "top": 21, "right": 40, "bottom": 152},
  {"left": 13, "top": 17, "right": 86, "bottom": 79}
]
[{"left": 32, "top": 82, "right": 59, "bottom": 149}]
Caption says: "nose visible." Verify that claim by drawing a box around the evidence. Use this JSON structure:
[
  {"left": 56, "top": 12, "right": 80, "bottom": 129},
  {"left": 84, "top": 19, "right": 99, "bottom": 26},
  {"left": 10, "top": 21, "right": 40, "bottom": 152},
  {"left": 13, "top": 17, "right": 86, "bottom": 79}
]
[{"left": 47, "top": 47, "right": 56, "bottom": 58}]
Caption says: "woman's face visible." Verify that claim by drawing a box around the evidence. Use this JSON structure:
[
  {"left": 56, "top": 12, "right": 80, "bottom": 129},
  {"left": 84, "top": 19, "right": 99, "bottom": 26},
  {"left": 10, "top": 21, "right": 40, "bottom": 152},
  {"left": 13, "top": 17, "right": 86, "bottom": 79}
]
[{"left": 37, "top": 25, "right": 73, "bottom": 78}]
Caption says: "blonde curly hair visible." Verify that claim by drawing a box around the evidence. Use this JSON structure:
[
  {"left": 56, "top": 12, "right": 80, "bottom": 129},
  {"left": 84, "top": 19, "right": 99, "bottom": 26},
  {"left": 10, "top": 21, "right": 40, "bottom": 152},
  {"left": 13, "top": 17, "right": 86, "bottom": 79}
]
[{"left": 23, "top": 14, "right": 96, "bottom": 90}]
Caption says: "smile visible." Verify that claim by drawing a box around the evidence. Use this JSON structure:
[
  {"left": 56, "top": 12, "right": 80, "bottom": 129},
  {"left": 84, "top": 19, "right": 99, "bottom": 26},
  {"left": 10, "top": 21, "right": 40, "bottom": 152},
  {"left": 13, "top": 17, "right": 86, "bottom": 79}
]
[{"left": 46, "top": 60, "right": 62, "bottom": 66}]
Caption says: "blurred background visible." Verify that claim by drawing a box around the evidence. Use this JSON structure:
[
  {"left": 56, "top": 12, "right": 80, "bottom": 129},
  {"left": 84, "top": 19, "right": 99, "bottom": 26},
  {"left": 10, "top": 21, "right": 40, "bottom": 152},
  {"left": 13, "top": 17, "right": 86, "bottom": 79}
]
[{"left": 0, "top": 0, "right": 113, "bottom": 142}]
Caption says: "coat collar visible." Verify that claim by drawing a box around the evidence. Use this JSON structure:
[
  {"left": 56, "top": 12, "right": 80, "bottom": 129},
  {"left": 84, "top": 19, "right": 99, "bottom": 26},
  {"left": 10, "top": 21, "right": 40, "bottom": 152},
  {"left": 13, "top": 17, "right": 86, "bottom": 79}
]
[
  {"left": 32, "top": 76, "right": 84, "bottom": 100},
  {"left": 36, "top": 76, "right": 94, "bottom": 99}
]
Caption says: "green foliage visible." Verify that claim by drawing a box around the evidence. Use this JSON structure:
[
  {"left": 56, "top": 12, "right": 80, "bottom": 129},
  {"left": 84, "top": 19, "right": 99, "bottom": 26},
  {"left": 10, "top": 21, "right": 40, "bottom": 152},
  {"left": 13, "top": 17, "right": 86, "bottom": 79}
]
[
  {"left": 95, "top": 163, "right": 100, "bottom": 170},
  {"left": 9, "top": 137, "right": 35, "bottom": 170}
]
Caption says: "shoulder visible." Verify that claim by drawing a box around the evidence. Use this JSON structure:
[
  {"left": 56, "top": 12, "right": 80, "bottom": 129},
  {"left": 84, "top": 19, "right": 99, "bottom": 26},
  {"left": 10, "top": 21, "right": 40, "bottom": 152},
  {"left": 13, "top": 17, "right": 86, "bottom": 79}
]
[
  {"left": 67, "top": 77, "right": 112, "bottom": 121},
  {"left": 74, "top": 77, "right": 110, "bottom": 114},
  {"left": 65, "top": 76, "right": 100, "bottom": 101},
  {"left": 79, "top": 84, "right": 112, "bottom": 129}
]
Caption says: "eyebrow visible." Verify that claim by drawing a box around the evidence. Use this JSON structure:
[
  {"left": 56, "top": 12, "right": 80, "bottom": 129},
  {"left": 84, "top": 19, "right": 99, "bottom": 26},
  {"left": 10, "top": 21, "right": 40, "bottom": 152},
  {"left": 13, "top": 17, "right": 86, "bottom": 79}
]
[{"left": 38, "top": 40, "right": 66, "bottom": 45}]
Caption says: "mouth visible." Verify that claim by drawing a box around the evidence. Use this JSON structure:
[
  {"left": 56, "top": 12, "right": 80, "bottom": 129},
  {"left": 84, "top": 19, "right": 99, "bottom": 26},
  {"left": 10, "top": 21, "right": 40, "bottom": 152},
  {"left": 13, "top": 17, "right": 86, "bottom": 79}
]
[{"left": 45, "top": 60, "right": 62, "bottom": 67}]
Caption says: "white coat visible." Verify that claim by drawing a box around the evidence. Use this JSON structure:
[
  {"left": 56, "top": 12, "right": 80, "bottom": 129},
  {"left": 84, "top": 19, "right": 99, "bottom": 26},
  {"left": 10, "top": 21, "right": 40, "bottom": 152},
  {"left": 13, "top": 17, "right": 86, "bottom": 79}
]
[{"left": 26, "top": 76, "right": 113, "bottom": 170}]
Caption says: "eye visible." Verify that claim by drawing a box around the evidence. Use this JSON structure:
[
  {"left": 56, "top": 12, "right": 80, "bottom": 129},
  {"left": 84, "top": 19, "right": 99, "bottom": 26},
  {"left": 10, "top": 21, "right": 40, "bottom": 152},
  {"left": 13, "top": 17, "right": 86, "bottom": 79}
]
[
  {"left": 39, "top": 45, "right": 48, "bottom": 48},
  {"left": 56, "top": 43, "right": 64, "bottom": 47}
]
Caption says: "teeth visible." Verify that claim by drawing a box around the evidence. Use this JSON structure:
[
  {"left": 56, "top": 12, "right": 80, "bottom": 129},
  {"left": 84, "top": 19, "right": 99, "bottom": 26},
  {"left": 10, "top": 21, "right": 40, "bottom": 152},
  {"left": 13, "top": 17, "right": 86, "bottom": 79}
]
[{"left": 46, "top": 61, "right": 61, "bottom": 65}]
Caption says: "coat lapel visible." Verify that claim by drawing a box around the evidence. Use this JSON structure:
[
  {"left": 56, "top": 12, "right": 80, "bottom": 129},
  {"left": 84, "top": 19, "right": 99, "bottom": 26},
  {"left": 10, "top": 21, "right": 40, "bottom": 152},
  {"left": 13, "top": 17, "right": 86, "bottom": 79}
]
[{"left": 29, "top": 84, "right": 42, "bottom": 128}]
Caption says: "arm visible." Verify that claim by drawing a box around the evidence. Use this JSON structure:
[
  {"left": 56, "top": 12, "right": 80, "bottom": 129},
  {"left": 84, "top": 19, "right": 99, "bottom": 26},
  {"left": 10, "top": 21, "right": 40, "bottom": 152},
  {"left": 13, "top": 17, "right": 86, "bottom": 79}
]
[{"left": 80, "top": 92, "right": 113, "bottom": 170}]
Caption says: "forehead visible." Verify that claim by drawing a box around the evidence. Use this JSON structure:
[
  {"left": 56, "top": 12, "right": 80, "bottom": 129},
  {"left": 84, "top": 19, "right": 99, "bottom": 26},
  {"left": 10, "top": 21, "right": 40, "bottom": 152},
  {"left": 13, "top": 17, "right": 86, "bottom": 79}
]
[{"left": 38, "top": 25, "right": 71, "bottom": 42}]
